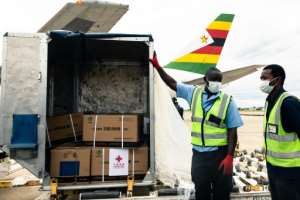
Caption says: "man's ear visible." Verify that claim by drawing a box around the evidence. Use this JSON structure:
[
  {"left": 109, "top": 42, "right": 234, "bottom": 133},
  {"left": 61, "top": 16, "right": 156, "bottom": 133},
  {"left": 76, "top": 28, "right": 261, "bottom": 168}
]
[
  {"left": 278, "top": 77, "right": 283, "bottom": 86},
  {"left": 271, "top": 76, "right": 281, "bottom": 86}
]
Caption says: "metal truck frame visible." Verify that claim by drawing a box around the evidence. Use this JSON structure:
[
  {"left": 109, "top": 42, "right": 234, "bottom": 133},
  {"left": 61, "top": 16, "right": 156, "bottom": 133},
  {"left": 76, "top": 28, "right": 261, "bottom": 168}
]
[{"left": 0, "top": 32, "right": 155, "bottom": 191}]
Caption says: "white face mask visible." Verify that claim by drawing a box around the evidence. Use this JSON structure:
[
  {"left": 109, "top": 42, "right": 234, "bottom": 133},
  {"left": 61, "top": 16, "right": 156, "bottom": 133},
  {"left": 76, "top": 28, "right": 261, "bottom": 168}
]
[
  {"left": 259, "top": 78, "right": 277, "bottom": 94},
  {"left": 208, "top": 81, "right": 222, "bottom": 93}
]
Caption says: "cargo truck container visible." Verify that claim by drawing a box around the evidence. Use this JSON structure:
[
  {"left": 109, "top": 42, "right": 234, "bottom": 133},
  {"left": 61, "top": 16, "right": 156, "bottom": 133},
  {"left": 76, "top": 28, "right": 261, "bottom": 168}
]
[{"left": 0, "top": 31, "right": 155, "bottom": 191}]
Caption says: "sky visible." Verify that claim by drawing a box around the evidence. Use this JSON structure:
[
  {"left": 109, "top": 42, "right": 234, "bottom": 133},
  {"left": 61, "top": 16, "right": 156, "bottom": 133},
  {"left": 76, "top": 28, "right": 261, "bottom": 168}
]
[{"left": 1, "top": 0, "right": 300, "bottom": 108}]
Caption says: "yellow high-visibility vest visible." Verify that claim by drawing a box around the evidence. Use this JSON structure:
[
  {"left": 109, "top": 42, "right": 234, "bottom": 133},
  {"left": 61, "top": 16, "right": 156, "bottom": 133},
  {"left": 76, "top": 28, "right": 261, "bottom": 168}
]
[
  {"left": 264, "top": 92, "right": 300, "bottom": 167},
  {"left": 191, "top": 87, "right": 231, "bottom": 146}
]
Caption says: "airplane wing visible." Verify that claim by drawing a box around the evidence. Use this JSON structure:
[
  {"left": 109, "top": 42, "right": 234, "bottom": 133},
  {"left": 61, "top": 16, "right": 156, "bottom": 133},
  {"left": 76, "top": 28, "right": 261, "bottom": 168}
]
[
  {"left": 38, "top": 1, "right": 128, "bottom": 33},
  {"left": 164, "top": 13, "right": 235, "bottom": 74},
  {"left": 183, "top": 64, "right": 265, "bottom": 85}
]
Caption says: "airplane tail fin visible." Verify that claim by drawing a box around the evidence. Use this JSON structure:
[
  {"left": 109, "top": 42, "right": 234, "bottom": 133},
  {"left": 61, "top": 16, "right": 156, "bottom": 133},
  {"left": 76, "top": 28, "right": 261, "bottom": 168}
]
[{"left": 164, "top": 13, "right": 235, "bottom": 74}]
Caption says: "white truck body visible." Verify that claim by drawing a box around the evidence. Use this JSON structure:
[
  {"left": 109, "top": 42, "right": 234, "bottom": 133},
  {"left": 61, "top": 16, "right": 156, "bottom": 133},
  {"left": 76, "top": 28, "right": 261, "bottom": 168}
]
[{"left": 0, "top": 32, "right": 155, "bottom": 190}]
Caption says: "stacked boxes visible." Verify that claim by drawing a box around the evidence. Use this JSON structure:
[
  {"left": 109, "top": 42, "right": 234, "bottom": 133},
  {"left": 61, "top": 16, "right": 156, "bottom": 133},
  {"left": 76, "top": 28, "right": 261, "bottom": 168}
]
[
  {"left": 48, "top": 114, "right": 148, "bottom": 179},
  {"left": 47, "top": 113, "right": 83, "bottom": 143},
  {"left": 50, "top": 147, "right": 91, "bottom": 177},
  {"left": 91, "top": 146, "right": 148, "bottom": 176},
  {"left": 82, "top": 115, "right": 140, "bottom": 143}
]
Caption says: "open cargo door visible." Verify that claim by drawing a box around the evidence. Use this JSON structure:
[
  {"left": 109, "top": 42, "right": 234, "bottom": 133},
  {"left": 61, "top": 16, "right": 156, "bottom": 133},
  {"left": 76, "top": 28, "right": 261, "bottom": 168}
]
[
  {"left": 0, "top": 33, "right": 48, "bottom": 177},
  {"left": 39, "top": 1, "right": 128, "bottom": 33}
]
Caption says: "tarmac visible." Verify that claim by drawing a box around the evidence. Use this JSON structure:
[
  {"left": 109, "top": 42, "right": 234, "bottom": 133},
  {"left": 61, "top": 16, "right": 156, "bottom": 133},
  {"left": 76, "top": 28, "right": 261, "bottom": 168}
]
[{"left": 238, "top": 111, "right": 264, "bottom": 152}]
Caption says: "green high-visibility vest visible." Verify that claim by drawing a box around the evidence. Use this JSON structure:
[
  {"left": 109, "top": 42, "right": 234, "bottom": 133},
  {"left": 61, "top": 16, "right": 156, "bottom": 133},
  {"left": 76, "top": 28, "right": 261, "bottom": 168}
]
[
  {"left": 264, "top": 92, "right": 300, "bottom": 167},
  {"left": 191, "top": 87, "right": 231, "bottom": 146}
]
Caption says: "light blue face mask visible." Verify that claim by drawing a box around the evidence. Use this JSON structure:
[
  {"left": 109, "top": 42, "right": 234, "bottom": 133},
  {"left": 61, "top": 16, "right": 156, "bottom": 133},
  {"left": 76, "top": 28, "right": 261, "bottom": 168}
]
[
  {"left": 259, "top": 77, "right": 278, "bottom": 94},
  {"left": 208, "top": 81, "right": 222, "bottom": 93}
]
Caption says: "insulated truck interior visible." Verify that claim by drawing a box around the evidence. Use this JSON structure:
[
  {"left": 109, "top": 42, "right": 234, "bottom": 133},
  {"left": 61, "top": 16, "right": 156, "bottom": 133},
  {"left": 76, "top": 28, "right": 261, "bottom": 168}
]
[{"left": 0, "top": 31, "right": 155, "bottom": 191}]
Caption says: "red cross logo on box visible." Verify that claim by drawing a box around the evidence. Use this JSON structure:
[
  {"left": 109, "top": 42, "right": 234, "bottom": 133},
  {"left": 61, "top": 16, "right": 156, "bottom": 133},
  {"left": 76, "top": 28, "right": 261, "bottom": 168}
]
[{"left": 115, "top": 155, "right": 123, "bottom": 163}]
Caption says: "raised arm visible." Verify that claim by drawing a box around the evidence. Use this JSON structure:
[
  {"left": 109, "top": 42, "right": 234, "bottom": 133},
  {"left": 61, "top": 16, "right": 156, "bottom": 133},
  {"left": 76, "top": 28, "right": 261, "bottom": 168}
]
[{"left": 149, "top": 52, "right": 177, "bottom": 91}]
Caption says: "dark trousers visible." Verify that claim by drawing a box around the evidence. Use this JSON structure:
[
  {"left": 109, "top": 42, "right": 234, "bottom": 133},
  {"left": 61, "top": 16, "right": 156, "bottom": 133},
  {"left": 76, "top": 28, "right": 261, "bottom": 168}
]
[
  {"left": 268, "top": 171, "right": 300, "bottom": 200},
  {"left": 191, "top": 147, "right": 232, "bottom": 200}
]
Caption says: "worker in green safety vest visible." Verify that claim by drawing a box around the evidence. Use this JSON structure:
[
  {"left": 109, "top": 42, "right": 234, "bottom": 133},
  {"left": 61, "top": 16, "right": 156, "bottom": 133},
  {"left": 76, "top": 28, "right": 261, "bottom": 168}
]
[
  {"left": 260, "top": 64, "right": 300, "bottom": 200},
  {"left": 150, "top": 52, "right": 243, "bottom": 200}
]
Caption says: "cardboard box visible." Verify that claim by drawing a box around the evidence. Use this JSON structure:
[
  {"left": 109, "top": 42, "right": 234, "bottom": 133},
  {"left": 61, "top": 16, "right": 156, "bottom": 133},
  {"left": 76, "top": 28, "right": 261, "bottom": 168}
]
[
  {"left": 47, "top": 113, "right": 83, "bottom": 142},
  {"left": 91, "top": 146, "right": 148, "bottom": 176},
  {"left": 50, "top": 147, "right": 91, "bottom": 177},
  {"left": 83, "top": 115, "right": 140, "bottom": 143}
]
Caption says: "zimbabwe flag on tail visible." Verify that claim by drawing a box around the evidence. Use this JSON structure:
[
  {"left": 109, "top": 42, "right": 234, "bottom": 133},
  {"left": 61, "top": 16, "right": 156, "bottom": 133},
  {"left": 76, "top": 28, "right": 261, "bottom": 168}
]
[{"left": 164, "top": 13, "right": 235, "bottom": 74}]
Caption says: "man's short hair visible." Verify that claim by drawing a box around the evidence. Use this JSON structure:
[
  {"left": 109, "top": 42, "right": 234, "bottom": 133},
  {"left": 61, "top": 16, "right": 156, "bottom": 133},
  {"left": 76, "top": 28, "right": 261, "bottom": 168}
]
[
  {"left": 263, "top": 64, "right": 286, "bottom": 84},
  {"left": 205, "top": 67, "right": 221, "bottom": 76},
  {"left": 204, "top": 67, "right": 222, "bottom": 82}
]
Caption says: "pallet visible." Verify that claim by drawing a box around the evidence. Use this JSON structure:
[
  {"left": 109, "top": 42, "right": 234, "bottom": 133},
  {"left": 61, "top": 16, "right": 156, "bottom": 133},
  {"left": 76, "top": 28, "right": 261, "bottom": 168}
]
[
  {"left": 54, "top": 174, "right": 146, "bottom": 184},
  {"left": 0, "top": 180, "right": 13, "bottom": 188},
  {"left": 0, "top": 158, "right": 41, "bottom": 188}
]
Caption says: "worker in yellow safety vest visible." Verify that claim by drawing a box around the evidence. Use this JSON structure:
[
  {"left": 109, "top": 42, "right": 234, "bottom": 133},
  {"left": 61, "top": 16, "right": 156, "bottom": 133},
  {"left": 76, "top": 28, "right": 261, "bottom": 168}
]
[
  {"left": 150, "top": 52, "right": 243, "bottom": 200},
  {"left": 260, "top": 64, "right": 300, "bottom": 200}
]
